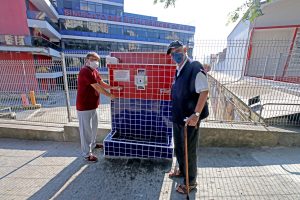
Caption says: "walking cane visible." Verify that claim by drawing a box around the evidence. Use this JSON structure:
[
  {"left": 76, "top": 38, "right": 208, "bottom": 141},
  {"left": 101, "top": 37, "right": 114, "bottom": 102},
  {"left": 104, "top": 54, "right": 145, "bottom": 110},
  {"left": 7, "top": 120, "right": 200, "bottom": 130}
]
[{"left": 184, "top": 125, "right": 190, "bottom": 200}]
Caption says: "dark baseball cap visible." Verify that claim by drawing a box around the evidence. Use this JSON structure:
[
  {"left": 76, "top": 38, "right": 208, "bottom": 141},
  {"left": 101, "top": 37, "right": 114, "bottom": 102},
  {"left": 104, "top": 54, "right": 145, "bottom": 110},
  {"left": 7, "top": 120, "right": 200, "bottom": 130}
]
[{"left": 167, "top": 40, "right": 184, "bottom": 55}]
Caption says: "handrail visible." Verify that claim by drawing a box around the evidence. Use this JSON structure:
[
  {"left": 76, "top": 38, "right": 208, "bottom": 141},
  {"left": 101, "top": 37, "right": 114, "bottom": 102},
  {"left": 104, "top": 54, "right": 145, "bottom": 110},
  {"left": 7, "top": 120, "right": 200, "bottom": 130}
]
[
  {"left": 258, "top": 103, "right": 300, "bottom": 122},
  {"left": 31, "top": 36, "right": 61, "bottom": 51},
  {"left": 0, "top": 107, "right": 12, "bottom": 113}
]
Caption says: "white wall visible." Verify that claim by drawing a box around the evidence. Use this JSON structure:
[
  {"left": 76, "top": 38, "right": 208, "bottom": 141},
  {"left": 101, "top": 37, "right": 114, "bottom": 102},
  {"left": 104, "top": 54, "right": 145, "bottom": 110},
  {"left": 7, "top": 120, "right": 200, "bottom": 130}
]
[
  {"left": 228, "top": 20, "right": 251, "bottom": 41},
  {"left": 254, "top": 0, "right": 300, "bottom": 28},
  {"left": 214, "top": 20, "right": 250, "bottom": 79},
  {"left": 214, "top": 0, "right": 300, "bottom": 80},
  {"left": 247, "top": 28, "right": 294, "bottom": 77}
]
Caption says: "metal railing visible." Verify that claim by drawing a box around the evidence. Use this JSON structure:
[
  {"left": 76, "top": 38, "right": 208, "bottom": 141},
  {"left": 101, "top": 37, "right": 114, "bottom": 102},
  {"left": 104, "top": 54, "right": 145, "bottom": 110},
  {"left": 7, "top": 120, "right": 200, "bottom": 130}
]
[
  {"left": 0, "top": 55, "right": 110, "bottom": 124},
  {"left": 0, "top": 40, "right": 299, "bottom": 126},
  {"left": 31, "top": 36, "right": 61, "bottom": 51},
  {"left": 196, "top": 40, "right": 300, "bottom": 126},
  {"left": 63, "top": 52, "right": 111, "bottom": 123},
  {"left": 259, "top": 103, "right": 300, "bottom": 126},
  {"left": 0, "top": 59, "right": 67, "bottom": 123}
]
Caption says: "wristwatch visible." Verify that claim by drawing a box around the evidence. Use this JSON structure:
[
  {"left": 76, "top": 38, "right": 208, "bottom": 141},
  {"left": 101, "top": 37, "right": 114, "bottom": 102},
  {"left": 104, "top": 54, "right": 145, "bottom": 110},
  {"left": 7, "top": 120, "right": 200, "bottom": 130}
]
[{"left": 194, "top": 112, "right": 200, "bottom": 117}]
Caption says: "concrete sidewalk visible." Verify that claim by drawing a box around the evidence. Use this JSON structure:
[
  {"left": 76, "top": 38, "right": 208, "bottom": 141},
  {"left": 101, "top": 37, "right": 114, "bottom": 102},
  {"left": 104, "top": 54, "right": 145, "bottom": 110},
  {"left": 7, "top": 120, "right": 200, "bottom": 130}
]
[{"left": 0, "top": 139, "right": 300, "bottom": 200}]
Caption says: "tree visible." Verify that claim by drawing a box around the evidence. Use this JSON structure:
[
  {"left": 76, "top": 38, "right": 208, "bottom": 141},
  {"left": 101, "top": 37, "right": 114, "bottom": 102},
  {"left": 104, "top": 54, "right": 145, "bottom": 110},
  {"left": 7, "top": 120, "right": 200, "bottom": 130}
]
[
  {"left": 153, "top": 0, "right": 176, "bottom": 8},
  {"left": 227, "top": 0, "right": 272, "bottom": 25},
  {"left": 153, "top": 0, "right": 272, "bottom": 24}
]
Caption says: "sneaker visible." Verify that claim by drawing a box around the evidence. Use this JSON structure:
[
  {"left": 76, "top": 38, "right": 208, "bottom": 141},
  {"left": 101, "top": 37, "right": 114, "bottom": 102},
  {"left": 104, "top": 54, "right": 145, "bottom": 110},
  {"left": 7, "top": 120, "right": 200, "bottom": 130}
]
[{"left": 85, "top": 154, "right": 98, "bottom": 162}]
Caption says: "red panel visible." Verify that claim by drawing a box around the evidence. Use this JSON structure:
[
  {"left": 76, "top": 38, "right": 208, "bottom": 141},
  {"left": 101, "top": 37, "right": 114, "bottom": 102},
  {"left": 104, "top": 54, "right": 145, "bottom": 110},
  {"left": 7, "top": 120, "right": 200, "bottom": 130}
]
[
  {"left": 0, "top": 0, "right": 29, "bottom": 35},
  {"left": 110, "top": 52, "right": 174, "bottom": 65},
  {"left": 108, "top": 64, "right": 176, "bottom": 101},
  {"left": 0, "top": 52, "right": 33, "bottom": 60},
  {"left": 282, "top": 27, "right": 298, "bottom": 77},
  {"left": 244, "top": 29, "right": 255, "bottom": 76}
]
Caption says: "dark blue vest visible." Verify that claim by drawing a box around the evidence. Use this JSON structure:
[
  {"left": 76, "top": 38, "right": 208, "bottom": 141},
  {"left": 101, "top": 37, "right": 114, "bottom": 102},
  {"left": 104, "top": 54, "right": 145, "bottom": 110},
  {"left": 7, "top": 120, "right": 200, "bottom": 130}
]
[{"left": 171, "top": 60, "right": 209, "bottom": 125}]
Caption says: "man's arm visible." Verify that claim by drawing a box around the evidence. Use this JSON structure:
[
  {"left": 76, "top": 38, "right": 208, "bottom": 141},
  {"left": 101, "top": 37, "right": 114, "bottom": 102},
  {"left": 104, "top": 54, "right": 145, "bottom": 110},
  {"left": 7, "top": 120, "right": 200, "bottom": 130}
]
[
  {"left": 98, "top": 80, "right": 112, "bottom": 89},
  {"left": 185, "top": 90, "right": 208, "bottom": 126},
  {"left": 98, "top": 79, "right": 122, "bottom": 90},
  {"left": 91, "top": 83, "right": 115, "bottom": 99},
  {"left": 194, "top": 90, "right": 209, "bottom": 114},
  {"left": 185, "top": 68, "right": 209, "bottom": 126}
]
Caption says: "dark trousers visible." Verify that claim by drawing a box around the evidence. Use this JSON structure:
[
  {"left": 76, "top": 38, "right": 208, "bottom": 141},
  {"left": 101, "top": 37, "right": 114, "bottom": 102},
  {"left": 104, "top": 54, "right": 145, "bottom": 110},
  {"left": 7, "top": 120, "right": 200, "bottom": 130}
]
[{"left": 173, "top": 123, "right": 200, "bottom": 185}]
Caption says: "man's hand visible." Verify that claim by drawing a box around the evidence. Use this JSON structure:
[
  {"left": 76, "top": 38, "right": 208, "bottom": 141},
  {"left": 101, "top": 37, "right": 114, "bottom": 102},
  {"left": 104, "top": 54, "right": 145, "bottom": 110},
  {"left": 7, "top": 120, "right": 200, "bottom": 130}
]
[
  {"left": 160, "top": 88, "right": 171, "bottom": 94},
  {"left": 185, "top": 114, "right": 199, "bottom": 127},
  {"left": 110, "top": 93, "right": 116, "bottom": 100}
]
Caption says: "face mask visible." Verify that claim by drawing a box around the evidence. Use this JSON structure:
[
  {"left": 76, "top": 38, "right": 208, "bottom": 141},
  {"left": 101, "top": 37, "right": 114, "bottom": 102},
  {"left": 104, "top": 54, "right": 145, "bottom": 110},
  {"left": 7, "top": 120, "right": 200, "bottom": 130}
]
[
  {"left": 88, "top": 61, "right": 99, "bottom": 69},
  {"left": 172, "top": 52, "right": 185, "bottom": 64}
]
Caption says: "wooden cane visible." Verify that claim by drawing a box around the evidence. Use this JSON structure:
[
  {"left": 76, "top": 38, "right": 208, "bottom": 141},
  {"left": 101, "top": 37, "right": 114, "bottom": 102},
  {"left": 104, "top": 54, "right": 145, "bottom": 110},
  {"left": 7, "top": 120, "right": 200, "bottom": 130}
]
[{"left": 184, "top": 125, "right": 190, "bottom": 200}]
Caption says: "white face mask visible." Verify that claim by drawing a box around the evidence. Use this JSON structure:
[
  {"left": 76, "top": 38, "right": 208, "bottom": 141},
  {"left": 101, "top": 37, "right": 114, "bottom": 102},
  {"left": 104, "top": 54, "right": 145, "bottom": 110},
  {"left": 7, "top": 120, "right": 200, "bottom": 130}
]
[{"left": 88, "top": 61, "right": 99, "bottom": 69}]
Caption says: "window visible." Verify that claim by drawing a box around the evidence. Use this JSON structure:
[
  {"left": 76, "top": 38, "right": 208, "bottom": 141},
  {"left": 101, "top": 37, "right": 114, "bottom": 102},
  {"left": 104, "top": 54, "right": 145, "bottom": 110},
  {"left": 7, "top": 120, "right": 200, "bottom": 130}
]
[
  {"left": 96, "top": 5, "right": 102, "bottom": 13},
  {"left": 59, "top": 19, "right": 65, "bottom": 30},
  {"left": 72, "top": 1, "right": 80, "bottom": 10},
  {"left": 118, "top": 43, "right": 125, "bottom": 51},
  {"left": 87, "top": 22, "right": 99, "bottom": 32},
  {"left": 128, "top": 43, "right": 137, "bottom": 51},
  {"left": 99, "top": 23, "right": 109, "bottom": 33},
  {"left": 109, "top": 6, "right": 116, "bottom": 15},
  {"left": 64, "top": 0, "right": 72, "bottom": 9},
  {"left": 80, "top": 2, "right": 88, "bottom": 11},
  {"left": 159, "top": 31, "right": 166, "bottom": 40},
  {"left": 166, "top": 32, "right": 179, "bottom": 41},
  {"left": 87, "top": 41, "right": 97, "bottom": 50},
  {"left": 65, "top": 19, "right": 84, "bottom": 30},
  {"left": 71, "top": 20, "right": 84, "bottom": 31},
  {"left": 116, "top": 8, "right": 123, "bottom": 16},
  {"left": 148, "top": 30, "right": 159, "bottom": 39},
  {"left": 111, "top": 42, "right": 118, "bottom": 51},
  {"left": 88, "top": 3, "right": 95, "bottom": 12},
  {"left": 102, "top": 5, "right": 110, "bottom": 14},
  {"left": 99, "top": 41, "right": 110, "bottom": 51},
  {"left": 110, "top": 25, "right": 123, "bottom": 35},
  {"left": 124, "top": 27, "right": 136, "bottom": 37},
  {"left": 136, "top": 28, "right": 146, "bottom": 38}
]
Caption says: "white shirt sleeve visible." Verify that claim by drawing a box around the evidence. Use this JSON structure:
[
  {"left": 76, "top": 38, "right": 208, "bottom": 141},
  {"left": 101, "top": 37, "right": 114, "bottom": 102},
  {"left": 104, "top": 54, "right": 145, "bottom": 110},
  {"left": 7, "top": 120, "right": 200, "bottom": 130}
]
[{"left": 195, "top": 72, "right": 209, "bottom": 93}]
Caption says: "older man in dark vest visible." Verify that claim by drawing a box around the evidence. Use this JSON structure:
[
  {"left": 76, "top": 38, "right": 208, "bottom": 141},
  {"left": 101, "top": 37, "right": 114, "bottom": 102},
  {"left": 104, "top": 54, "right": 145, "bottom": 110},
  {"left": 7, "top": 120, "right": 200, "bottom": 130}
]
[{"left": 167, "top": 41, "right": 209, "bottom": 194}]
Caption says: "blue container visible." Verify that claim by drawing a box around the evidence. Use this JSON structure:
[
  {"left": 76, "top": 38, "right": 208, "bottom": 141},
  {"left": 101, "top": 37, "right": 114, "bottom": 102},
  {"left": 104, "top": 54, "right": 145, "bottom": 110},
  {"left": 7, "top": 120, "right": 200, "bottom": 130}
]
[{"left": 104, "top": 98, "right": 173, "bottom": 159}]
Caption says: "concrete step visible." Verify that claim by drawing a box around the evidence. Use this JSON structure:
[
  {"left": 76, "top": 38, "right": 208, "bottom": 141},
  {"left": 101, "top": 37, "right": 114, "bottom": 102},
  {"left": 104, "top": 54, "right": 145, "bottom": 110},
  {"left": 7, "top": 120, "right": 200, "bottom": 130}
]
[
  {"left": 0, "top": 120, "right": 299, "bottom": 147},
  {"left": 0, "top": 120, "right": 65, "bottom": 141},
  {"left": 0, "top": 119, "right": 111, "bottom": 143},
  {"left": 200, "top": 122, "right": 300, "bottom": 147}
]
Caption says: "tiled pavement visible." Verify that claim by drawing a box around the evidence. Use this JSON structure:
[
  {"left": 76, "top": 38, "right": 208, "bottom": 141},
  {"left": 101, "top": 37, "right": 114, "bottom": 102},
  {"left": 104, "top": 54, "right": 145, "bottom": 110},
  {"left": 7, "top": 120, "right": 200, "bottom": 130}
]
[{"left": 0, "top": 138, "right": 300, "bottom": 200}]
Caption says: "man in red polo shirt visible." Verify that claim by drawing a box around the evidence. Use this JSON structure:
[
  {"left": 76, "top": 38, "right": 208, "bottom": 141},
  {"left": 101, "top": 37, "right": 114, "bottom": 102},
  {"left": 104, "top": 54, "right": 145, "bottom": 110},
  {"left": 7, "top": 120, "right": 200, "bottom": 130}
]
[{"left": 76, "top": 52, "right": 116, "bottom": 162}]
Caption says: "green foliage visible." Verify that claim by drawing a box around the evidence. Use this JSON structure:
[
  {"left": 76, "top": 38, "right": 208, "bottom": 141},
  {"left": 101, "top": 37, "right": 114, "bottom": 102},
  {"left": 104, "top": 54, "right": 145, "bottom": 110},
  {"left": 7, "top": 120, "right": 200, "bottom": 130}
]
[
  {"left": 153, "top": 0, "right": 176, "bottom": 8},
  {"left": 152, "top": 0, "right": 273, "bottom": 25},
  {"left": 227, "top": 0, "right": 272, "bottom": 25}
]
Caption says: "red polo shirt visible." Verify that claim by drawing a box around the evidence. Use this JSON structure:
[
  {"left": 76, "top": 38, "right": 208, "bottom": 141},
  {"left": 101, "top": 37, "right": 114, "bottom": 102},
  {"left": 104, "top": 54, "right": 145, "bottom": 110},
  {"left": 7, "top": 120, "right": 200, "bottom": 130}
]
[{"left": 76, "top": 66, "right": 102, "bottom": 111}]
